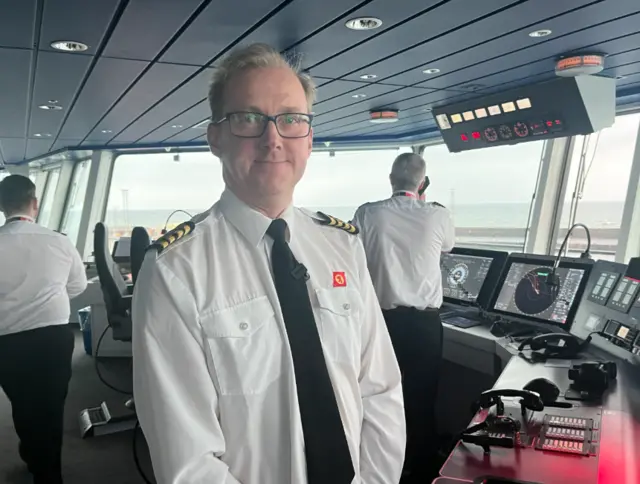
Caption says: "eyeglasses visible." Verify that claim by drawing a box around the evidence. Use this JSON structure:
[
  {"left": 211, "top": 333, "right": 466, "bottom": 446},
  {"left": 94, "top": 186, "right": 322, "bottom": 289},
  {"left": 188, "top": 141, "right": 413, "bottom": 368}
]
[{"left": 217, "top": 112, "right": 313, "bottom": 139}]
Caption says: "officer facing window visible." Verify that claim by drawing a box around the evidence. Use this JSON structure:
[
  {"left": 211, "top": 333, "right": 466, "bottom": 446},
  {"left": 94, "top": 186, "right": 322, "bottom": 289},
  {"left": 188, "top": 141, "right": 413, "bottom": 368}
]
[
  {"left": 352, "top": 153, "right": 455, "bottom": 483},
  {"left": 0, "top": 174, "right": 88, "bottom": 484}
]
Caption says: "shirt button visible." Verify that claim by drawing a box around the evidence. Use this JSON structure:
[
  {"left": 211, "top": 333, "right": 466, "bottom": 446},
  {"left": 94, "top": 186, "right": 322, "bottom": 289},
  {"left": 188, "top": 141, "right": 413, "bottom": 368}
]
[
  {"left": 239, "top": 322, "right": 249, "bottom": 331},
  {"left": 343, "top": 303, "right": 351, "bottom": 310}
]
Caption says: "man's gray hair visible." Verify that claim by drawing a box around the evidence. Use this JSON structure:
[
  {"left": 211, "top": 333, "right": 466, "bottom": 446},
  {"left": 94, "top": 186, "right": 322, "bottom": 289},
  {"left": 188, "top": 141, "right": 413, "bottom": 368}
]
[
  {"left": 208, "top": 43, "right": 317, "bottom": 122},
  {"left": 390, "top": 153, "right": 426, "bottom": 192}
]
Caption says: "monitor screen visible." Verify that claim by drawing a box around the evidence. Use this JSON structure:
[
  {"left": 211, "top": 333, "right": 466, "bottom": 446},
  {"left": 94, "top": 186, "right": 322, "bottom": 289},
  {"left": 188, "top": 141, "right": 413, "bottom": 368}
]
[
  {"left": 606, "top": 276, "right": 640, "bottom": 313},
  {"left": 441, "top": 253, "right": 494, "bottom": 304},
  {"left": 112, "top": 237, "right": 131, "bottom": 261},
  {"left": 587, "top": 270, "right": 621, "bottom": 305},
  {"left": 493, "top": 262, "right": 587, "bottom": 326}
]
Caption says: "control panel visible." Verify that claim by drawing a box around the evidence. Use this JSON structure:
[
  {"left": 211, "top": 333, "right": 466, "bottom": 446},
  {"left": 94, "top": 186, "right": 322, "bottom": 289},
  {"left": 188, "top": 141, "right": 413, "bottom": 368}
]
[{"left": 571, "top": 259, "right": 640, "bottom": 362}]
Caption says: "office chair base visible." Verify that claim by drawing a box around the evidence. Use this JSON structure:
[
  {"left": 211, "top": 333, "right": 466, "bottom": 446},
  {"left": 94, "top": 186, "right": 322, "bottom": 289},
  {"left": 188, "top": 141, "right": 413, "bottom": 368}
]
[{"left": 79, "top": 400, "right": 136, "bottom": 438}]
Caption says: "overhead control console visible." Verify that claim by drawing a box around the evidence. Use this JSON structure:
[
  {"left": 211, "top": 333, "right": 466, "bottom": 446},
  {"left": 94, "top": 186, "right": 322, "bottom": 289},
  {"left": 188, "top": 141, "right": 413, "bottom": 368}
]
[
  {"left": 571, "top": 257, "right": 640, "bottom": 363},
  {"left": 432, "top": 75, "right": 615, "bottom": 152}
]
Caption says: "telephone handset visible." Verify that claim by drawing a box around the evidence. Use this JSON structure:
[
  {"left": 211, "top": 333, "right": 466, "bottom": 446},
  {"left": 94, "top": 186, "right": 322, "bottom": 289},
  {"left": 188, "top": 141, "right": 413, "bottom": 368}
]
[
  {"left": 474, "top": 388, "right": 545, "bottom": 413},
  {"left": 517, "top": 332, "right": 584, "bottom": 359},
  {"left": 418, "top": 176, "right": 430, "bottom": 196}
]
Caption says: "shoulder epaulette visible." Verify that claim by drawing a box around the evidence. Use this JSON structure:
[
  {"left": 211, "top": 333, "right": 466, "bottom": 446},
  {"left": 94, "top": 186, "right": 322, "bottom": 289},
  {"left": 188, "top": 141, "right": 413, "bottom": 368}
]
[
  {"left": 148, "top": 221, "right": 196, "bottom": 254},
  {"left": 315, "top": 211, "right": 359, "bottom": 235},
  {"left": 431, "top": 201, "right": 445, "bottom": 208}
]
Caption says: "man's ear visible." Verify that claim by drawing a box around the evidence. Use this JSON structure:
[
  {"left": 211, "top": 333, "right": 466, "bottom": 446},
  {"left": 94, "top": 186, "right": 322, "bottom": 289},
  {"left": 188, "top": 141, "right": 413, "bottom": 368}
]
[
  {"left": 207, "top": 122, "right": 222, "bottom": 158},
  {"left": 307, "top": 127, "right": 314, "bottom": 156}
]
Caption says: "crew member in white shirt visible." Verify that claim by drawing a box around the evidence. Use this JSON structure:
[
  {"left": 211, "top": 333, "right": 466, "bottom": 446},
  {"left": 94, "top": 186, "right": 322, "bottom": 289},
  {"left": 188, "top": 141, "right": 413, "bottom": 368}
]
[
  {"left": 132, "top": 43, "right": 405, "bottom": 484},
  {"left": 0, "top": 174, "right": 88, "bottom": 484},
  {"left": 352, "top": 153, "right": 455, "bottom": 483}
]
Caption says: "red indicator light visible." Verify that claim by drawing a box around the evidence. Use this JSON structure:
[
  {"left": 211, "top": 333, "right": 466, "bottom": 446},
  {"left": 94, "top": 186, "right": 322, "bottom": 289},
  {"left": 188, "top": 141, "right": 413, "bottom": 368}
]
[
  {"left": 546, "top": 121, "right": 553, "bottom": 127},
  {"left": 460, "top": 134, "right": 469, "bottom": 141},
  {"left": 555, "top": 119, "right": 562, "bottom": 125},
  {"left": 472, "top": 131, "right": 481, "bottom": 139}
]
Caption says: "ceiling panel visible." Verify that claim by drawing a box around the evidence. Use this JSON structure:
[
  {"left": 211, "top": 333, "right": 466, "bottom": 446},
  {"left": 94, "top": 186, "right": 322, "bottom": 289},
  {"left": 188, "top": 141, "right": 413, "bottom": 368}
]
[
  {"left": 39, "top": 0, "right": 121, "bottom": 55},
  {"left": 314, "top": 78, "right": 393, "bottom": 104},
  {"left": 314, "top": 83, "right": 423, "bottom": 116},
  {"left": 58, "top": 57, "right": 149, "bottom": 140},
  {"left": 111, "top": 68, "right": 213, "bottom": 143},
  {"left": 139, "top": 101, "right": 210, "bottom": 144},
  {"left": 0, "top": 139, "right": 27, "bottom": 163},
  {"left": 294, "top": 0, "right": 447, "bottom": 70},
  {"left": 311, "top": 0, "right": 519, "bottom": 79},
  {"left": 103, "top": 0, "right": 204, "bottom": 61},
  {"left": 345, "top": 0, "right": 603, "bottom": 85},
  {"left": 412, "top": 9, "right": 640, "bottom": 90},
  {"left": 27, "top": 51, "right": 92, "bottom": 140},
  {"left": 164, "top": 126, "right": 210, "bottom": 144},
  {"left": 51, "top": 139, "right": 82, "bottom": 152},
  {"left": 160, "top": 0, "right": 284, "bottom": 65},
  {"left": 0, "top": 0, "right": 36, "bottom": 49},
  {"left": 82, "top": 63, "right": 199, "bottom": 145},
  {"left": 314, "top": 87, "right": 447, "bottom": 126},
  {"left": 26, "top": 139, "right": 57, "bottom": 160},
  {"left": 0, "top": 48, "right": 32, "bottom": 139},
  {"left": 211, "top": 0, "right": 373, "bottom": 65}
]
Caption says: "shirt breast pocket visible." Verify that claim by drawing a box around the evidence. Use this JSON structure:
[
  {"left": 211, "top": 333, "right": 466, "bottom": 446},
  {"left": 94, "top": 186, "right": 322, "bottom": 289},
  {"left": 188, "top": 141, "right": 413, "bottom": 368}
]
[
  {"left": 200, "top": 296, "right": 283, "bottom": 396},
  {"left": 315, "top": 287, "right": 361, "bottom": 366}
]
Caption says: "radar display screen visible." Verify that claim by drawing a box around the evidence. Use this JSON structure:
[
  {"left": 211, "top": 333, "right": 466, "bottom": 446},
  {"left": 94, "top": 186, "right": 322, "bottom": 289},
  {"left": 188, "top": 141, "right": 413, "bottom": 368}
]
[
  {"left": 588, "top": 271, "right": 620, "bottom": 305},
  {"left": 440, "top": 253, "right": 493, "bottom": 303},
  {"left": 493, "top": 263, "right": 586, "bottom": 325},
  {"left": 606, "top": 276, "right": 640, "bottom": 313}
]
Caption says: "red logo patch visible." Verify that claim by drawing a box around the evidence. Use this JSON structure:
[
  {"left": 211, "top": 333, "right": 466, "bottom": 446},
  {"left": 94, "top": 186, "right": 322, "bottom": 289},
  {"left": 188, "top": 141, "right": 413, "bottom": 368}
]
[{"left": 333, "top": 272, "right": 346, "bottom": 287}]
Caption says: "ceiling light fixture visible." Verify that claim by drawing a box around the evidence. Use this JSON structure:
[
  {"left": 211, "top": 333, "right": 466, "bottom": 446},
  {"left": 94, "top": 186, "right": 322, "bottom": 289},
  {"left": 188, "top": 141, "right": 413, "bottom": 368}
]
[
  {"left": 360, "top": 74, "right": 377, "bottom": 80},
  {"left": 345, "top": 17, "right": 383, "bottom": 31},
  {"left": 461, "top": 84, "right": 484, "bottom": 91},
  {"left": 616, "top": 75, "right": 627, "bottom": 80},
  {"left": 33, "top": 133, "right": 51, "bottom": 138},
  {"left": 422, "top": 68, "right": 440, "bottom": 75},
  {"left": 171, "top": 124, "right": 184, "bottom": 129},
  {"left": 50, "top": 40, "right": 89, "bottom": 52},
  {"left": 528, "top": 29, "right": 552, "bottom": 38},
  {"left": 101, "top": 129, "right": 113, "bottom": 134},
  {"left": 38, "top": 104, "right": 63, "bottom": 110},
  {"left": 352, "top": 93, "right": 367, "bottom": 99}
]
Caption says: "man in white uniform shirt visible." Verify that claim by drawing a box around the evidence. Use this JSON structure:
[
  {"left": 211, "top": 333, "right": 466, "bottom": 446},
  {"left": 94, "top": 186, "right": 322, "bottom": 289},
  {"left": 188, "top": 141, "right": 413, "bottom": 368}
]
[
  {"left": 352, "top": 153, "right": 455, "bottom": 483},
  {"left": 132, "top": 43, "right": 405, "bottom": 484},
  {"left": 0, "top": 174, "right": 87, "bottom": 484}
]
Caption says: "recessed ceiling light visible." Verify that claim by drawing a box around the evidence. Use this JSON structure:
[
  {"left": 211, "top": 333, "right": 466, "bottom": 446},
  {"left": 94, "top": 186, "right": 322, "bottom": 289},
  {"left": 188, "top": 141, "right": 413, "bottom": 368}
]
[
  {"left": 616, "top": 75, "right": 627, "bottom": 80},
  {"left": 48, "top": 99, "right": 59, "bottom": 104},
  {"left": 424, "top": 107, "right": 433, "bottom": 112},
  {"left": 352, "top": 93, "right": 367, "bottom": 99},
  {"left": 360, "top": 74, "right": 377, "bottom": 80},
  {"left": 528, "top": 29, "right": 552, "bottom": 38},
  {"left": 50, "top": 40, "right": 89, "bottom": 52},
  {"left": 171, "top": 125, "right": 184, "bottom": 129},
  {"left": 101, "top": 129, "right": 113, "bottom": 134},
  {"left": 422, "top": 68, "right": 440, "bottom": 75},
  {"left": 33, "top": 133, "right": 51, "bottom": 138},
  {"left": 345, "top": 17, "right": 383, "bottom": 31},
  {"left": 38, "top": 104, "right": 63, "bottom": 110}
]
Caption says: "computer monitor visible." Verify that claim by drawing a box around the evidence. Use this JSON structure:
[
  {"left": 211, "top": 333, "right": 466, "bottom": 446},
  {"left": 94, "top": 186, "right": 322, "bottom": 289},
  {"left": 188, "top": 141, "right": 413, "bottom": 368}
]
[
  {"left": 440, "top": 247, "right": 508, "bottom": 310},
  {"left": 490, "top": 254, "right": 593, "bottom": 328},
  {"left": 112, "top": 237, "right": 131, "bottom": 264}
]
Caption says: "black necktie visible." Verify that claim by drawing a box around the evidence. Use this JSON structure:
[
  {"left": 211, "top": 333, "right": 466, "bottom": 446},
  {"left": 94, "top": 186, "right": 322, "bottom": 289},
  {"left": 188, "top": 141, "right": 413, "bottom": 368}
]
[{"left": 267, "top": 219, "right": 355, "bottom": 484}]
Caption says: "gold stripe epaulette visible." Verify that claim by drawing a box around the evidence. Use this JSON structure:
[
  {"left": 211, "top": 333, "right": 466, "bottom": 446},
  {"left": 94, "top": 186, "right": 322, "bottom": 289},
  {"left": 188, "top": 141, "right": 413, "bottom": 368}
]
[
  {"left": 315, "top": 211, "right": 359, "bottom": 235},
  {"left": 148, "top": 221, "right": 195, "bottom": 254}
]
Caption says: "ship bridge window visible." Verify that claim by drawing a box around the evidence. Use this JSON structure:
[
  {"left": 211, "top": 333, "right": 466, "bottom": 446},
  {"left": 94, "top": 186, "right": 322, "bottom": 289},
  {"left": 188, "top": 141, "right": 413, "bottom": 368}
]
[
  {"left": 556, "top": 112, "right": 640, "bottom": 261},
  {"left": 294, "top": 147, "right": 413, "bottom": 220},
  {"left": 37, "top": 169, "right": 61, "bottom": 229},
  {"left": 104, "top": 151, "right": 223, "bottom": 246},
  {"left": 418, "top": 141, "right": 545, "bottom": 252},
  {"left": 60, "top": 161, "right": 91, "bottom": 245}
]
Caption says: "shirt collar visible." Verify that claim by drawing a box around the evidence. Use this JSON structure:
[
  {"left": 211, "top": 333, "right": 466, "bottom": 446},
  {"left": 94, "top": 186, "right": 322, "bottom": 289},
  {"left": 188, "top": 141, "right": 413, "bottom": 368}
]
[
  {"left": 5, "top": 214, "right": 35, "bottom": 224},
  {"left": 219, "top": 189, "right": 296, "bottom": 247}
]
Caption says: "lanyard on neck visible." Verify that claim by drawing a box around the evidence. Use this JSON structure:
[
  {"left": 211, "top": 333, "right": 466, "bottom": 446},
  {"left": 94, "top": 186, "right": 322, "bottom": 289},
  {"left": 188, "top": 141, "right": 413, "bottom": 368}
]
[
  {"left": 6, "top": 216, "right": 33, "bottom": 223},
  {"left": 392, "top": 191, "right": 417, "bottom": 199}
]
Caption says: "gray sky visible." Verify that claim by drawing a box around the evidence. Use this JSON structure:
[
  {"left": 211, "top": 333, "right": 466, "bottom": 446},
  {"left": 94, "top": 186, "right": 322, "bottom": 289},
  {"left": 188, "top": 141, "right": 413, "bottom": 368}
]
[{"left": 105, "top": 112, "right": 640, "bottom": 211}]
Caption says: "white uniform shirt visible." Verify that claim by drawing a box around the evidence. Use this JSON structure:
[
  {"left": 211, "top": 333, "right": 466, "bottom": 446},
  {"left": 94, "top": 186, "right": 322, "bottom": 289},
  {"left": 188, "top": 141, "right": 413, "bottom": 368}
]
[
  {"left": 352, "top": 194, "right": 455, "bottom": 310},
  {"left": 132, "top": 189, "right": 405, "bottom": 484},
  {"left": 0, "top": 215, "right": 88, "bottom": 336}
]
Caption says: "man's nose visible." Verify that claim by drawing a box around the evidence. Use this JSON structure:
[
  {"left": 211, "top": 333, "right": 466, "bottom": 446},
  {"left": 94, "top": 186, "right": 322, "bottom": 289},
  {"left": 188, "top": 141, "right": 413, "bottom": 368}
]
[{"left": 261, "top": 120, "right": 284, "bottom": 147}]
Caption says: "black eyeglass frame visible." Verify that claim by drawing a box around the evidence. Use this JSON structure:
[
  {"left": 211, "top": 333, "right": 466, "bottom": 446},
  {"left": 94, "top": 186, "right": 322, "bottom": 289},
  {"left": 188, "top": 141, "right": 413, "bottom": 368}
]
[{"left": 216, "top": 111, "right": 314, "bottom": 138}]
